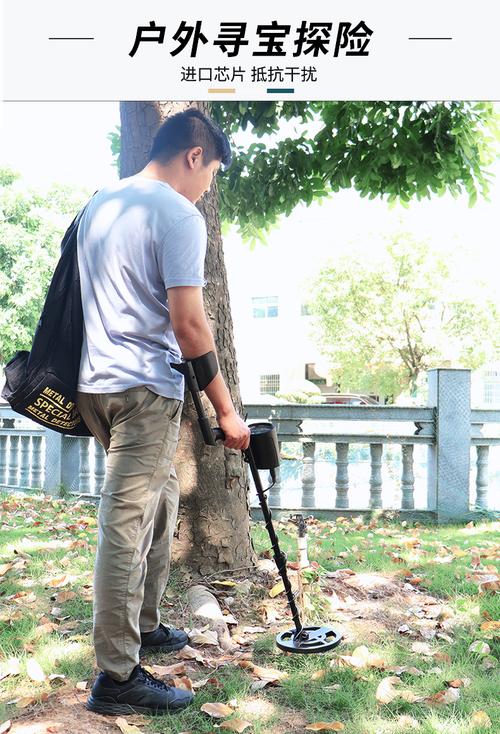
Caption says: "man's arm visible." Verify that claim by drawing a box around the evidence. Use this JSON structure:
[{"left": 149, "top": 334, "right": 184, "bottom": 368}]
[{"left": 167, "top": 285, "right": 250, "bottom": 450}]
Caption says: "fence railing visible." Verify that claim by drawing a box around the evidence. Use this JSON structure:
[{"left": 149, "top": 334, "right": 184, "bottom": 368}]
[{"left": 1, "top": 369, "right": 499, "bottom": 522}]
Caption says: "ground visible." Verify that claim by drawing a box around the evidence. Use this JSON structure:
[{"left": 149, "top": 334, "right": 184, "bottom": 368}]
[{"left": 0, "top": 493, "right": 498, "bottom": 734}]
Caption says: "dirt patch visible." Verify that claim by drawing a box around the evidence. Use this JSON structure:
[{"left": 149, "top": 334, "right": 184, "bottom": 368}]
[
  {"left": 322, "top": 571, "right": 447, "bottom": 642},
  {"left": 7, "top": 687, "right": 143, "bottom": 734}
]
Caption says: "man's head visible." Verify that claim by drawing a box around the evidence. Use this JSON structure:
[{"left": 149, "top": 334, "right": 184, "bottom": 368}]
[{"left": 148, "top": 108, "right": 232, "bottom": 203}]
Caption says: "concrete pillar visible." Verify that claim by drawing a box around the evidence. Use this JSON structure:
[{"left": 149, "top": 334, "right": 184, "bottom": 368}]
[{"left": 427, "top": 369, "right": 471, "bottom": 522}]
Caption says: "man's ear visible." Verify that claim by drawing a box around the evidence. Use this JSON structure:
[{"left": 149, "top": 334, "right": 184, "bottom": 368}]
[{"left": 187, "top": 146, "right": 203, "bottom": 170}]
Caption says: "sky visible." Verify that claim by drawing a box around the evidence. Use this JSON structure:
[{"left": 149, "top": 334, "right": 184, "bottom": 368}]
[{"left": 1, "top": 100, "right": 499, "bottom": 295}]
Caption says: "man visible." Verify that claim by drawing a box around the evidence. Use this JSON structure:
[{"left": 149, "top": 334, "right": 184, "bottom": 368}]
[{"left": 76, "top": 108, "right": 250, "bottom": 716}]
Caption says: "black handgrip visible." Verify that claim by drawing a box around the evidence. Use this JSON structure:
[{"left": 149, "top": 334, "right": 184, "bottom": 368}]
[
  {"left": 213, "top": 427, "right": 225, "bottom": 442},
  {"left": 198, "top": 416, "right": 216, "bottom": 446}
]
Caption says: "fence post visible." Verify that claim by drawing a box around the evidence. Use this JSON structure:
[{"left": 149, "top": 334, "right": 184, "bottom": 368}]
[
  {"left": 43, "top": 430, "right": 62, "bottom": 495},
  {"left": 61, "top": 436, "right": 82, "bottom": 492},
  {"left": 427, "top": 368, "right": 471, "bottom": 522}
]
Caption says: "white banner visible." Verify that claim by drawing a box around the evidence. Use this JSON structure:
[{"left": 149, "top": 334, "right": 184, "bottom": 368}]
[{"left": 2, "top": 0, "right": 499, "bottom": 100}]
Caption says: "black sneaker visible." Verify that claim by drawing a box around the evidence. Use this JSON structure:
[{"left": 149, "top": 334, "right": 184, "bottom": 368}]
[
  {"left": 139, "top": 622, "right": 189, "bottom": 655},
  {"left": 86, "top": 664, "right": 193, "bottom": 716}
]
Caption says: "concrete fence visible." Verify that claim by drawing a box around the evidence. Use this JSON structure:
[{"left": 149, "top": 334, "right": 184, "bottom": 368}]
[{"left": 1, "top": 369, "right": 499, "bottom": 522}]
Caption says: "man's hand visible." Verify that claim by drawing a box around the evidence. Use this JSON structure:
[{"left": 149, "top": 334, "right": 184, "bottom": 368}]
[{"left": 218, "top": 410, "right": 250, "bottom": 450}]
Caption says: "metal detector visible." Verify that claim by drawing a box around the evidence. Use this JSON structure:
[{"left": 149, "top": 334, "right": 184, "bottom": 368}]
[{"left": 172, "top": 352, "right": 342, "bottom": 655}]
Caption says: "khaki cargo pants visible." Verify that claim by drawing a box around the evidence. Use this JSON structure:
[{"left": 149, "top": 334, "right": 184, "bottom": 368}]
[{"left": 76, "top": 387, "right": 183, "bottom": 681}]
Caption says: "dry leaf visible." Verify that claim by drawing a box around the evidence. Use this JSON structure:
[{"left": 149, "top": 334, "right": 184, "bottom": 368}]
[
  {"left": 34, "top": 622, "right": 59, "bottom": 638},
  {"left": 469, "top": 641, "right": 490, "bottom": 655},
  {"left": 423, "top": 688, "right": 460, "bottom": 705},
  {"left": 239, "top": 661, "right": 288, "bottom": 682},
  {"left": 188, "top": 628, "right": 219, "bottom": 646},
  {"left": 471, "top": 711, "right": 492, "bottom": 728},
  {"left": 432, "top": 652, "right": 451, "bottom": 664},
  {"left": 48, "top": 674, "right": 66, "bottom": 684},
  {"left": 0, "top": 721, "right": 11, "bottom": 734},
  {"left": 411, "top": 641, "right": 433, "bottom": 656},
  {"left": 0, "top": 563, "right": 14, "bottom": 577},
  {"left": 150, "top": 662, "right": 186, "bottom": 677},
  {"left": 446, "top": 678, "right": 470, "bottom": 688},
  {"left": 481, "top": 655, "right": 498, "bottom": 670},
  {"left": 114, "top": 717, "right": 143, "bottom": 733},
  {"left": 16, "top": 696, "right": 37, "bottom": 709},
  {"left": 241, "top": 626, "right": 266, "bottom": 634},
  {"left": 0, "top": 658, "right": 20, "bottom": 681},
  {"left": 311, "top": 669, "right": 327, "bottom": 681},
  {"left": 398, "top": 625, "right": 413, "bottom": 635},
  {"left": 396, "top": 715, "right": 420, "bottom": 729},
  {"left": 26, "top": 658, "right": 45, "bottom": 682},
  {"left": 76, "top": 680, "right": 88, "bottom": 690},
  {"left": 55, "top": 590, "right": 77, "bottom": 603},
  {"left": 269, "top": 580, "right": 285, "bottom": 598},
  {"left": 305, "top": 724, "right": 344, "bottom": 731},
  {"left": 47, "top": 575, "right": 70, "bottom": 588},
  {"left": 220, "top": 719, "right": 253, "bottom": 733},
  {"left": 13, "top": 592, "right": 36, "bottom": 604},
  {"left": 480, "top": 620, "right": 500, "bottom": 633},
  {"left": 376, "top": 676, "right": 401, "bottom": 704},
  {"left": 200, "top": 702, "right": 234, "bottom": 718},
  {"left": 176, "top": 644, "right": 208, "bottom": 663},
  {"left": 212, "top": 580, "right": 237, "bottom": 588}
]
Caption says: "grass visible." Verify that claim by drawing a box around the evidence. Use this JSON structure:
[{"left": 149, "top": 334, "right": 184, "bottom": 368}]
[{"left": 0, "top": 491, "right": 498, "bottom": 733}]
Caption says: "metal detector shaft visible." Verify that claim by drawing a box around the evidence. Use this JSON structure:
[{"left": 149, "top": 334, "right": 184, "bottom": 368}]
[{"left": 243, "top": 446, "right": 303, "bottom": 637}]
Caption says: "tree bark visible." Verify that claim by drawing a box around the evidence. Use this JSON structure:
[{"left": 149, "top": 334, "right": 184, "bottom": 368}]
[{"left": 119, "top": 101, "right": 256, "bottom": 576}]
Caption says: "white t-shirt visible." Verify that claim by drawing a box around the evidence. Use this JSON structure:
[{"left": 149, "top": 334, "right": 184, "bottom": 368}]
[{"left": 76, "top": 175, "right": 207, "bottom": 400}]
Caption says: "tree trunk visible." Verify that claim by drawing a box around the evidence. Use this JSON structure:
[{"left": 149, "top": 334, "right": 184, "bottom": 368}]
[{"left": 119, "top": 101, "right": 256, "bottom": 576}]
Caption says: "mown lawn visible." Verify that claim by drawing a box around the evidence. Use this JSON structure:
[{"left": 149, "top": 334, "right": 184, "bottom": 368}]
[{"left": 0, "top": 491, "right": 498, "bottom": 734}]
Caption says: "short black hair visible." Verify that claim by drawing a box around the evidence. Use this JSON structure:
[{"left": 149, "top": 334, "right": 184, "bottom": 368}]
[{"left": 149, "top": 108, "right": 232, "bottom": 169}]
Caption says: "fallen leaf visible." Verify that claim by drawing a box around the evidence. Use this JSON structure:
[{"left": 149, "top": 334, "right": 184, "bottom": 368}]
[
  {"left": 76, "top": 680, "right": 88, "bottom": 690},
  {"left": 212, "top": 580, "right": 237, "bottom": 588},
  {"left": 34, "top": 622, "right": 59, "bottom": 638},
  {"left": 114, "top": 717, "right": 143, "bottom": 733},
  {"left": 469, "top": 641, "right": 490, "bottom": 655},
  {"left": 200, "top": 702, "right": 234, "bottom": 718},
  {"left": 0, "top": 658, "right": 20, "bottom": 681},
  {"left": 0, "top": 563, "right": 14, "bottom": 577},
  {"left": 481, "top": 655, "right": 498, "bottom": 670},
  {"left": 48, "top": 674, "right": 66, "bottom": 684},
  {"left": 433, "top": 652, "right": 451, "bottom": 664},
  {"left": 423, "top": 688, "right": 460, "bottom": 705},
  {"left": 376, "top": 677, "right": 401, "bottom": 704},
  {"left": 269, "top": 580, "right": 285, "bottom": 598},
  {"left": 480, "top": 620, "right": 500, "bottom": 634},
  {"left": 446, "top": 678, "right": 470, "bottom": 688},
  {"left": 176, "top": 645, "right": 208, "bottom": 663},
  {"left": 0, "top": 721, "right": 11, "bottom": 734},
  {"left": 239, "top": 661, "right": 288, "bottom": 682},
  {"left": 220, "top": 719, "right": 253, "bottom": 732},
  {"left": 471, "top": 711, "right": 492, "bottom": 728},
  {"left": 55, "top": 590, "right": 77, "bottom": 603},
  {"left": 311, "top": 669, "right": 327, "bottom": 681},
  {"left": 150, "top": 662, "right": 186, "bottom": 677},
  {"left": 47, "top": 575, "right": 70, "bottom": 588},
  {"left": 411, "top": 641, "right": 433, "bottom": 656},
  {"left": 26, "top": 658, "right": 45, "bottom": 682},
  {"left": 188, "top": 628, "right": 219, "bottom": 646},
  {"left": 305, "top": 724, "right": 344, "bottom": 731},
  {"left": 396, "top": 715, "right": 420, "bottom": 729}
]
